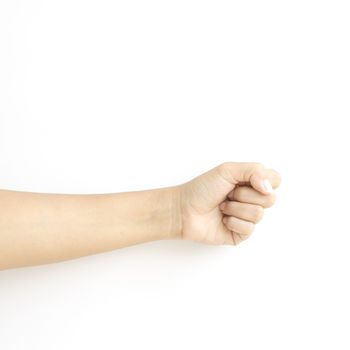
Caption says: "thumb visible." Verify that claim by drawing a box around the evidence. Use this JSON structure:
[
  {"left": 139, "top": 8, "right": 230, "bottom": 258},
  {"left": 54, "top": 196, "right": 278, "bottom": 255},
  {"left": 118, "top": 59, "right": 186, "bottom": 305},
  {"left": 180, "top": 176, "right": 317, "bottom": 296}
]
[{"left": 217, "top": 162, "right": 274, "bottom": 195}]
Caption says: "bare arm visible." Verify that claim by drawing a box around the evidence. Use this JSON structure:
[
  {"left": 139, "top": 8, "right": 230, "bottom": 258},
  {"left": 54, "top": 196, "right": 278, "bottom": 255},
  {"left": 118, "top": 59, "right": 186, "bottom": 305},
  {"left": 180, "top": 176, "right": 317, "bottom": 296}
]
[
  {"left": 0, "top": 162, "right": 281, "bottom": 270},
  {"left": 0, "top": 187, "right": 181, "bottom": 270}
]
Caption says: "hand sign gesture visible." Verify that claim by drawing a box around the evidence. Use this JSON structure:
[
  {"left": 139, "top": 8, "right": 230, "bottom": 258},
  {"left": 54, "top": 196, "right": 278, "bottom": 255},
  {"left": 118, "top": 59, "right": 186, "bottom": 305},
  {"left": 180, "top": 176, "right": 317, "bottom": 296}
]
[{"left": 177, "top": 162, "right": 281, "bottom": 245}]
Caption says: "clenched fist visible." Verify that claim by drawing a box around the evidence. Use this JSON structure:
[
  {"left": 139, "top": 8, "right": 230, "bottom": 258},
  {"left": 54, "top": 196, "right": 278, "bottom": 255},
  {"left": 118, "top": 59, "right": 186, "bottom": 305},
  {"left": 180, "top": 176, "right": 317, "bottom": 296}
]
[{"left": 176, "top": 162, "right": 281, "bottom": 245}]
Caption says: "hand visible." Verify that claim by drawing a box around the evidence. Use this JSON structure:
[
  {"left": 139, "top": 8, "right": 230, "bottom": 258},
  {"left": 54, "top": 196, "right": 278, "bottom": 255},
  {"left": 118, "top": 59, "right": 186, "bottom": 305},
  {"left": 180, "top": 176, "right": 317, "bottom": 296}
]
[{"left": 176, "top": 162, "right": 281, "bottom": 245}]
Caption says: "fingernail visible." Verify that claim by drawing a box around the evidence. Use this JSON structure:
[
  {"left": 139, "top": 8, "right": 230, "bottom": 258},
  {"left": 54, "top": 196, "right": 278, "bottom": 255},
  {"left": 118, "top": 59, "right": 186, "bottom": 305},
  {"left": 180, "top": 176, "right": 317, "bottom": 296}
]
[
  {"left": 262, "top": 179, "right": 273, "bottom": 194},
  {"left": 219, "top": 202, "right": 226, "bottom": 210}
]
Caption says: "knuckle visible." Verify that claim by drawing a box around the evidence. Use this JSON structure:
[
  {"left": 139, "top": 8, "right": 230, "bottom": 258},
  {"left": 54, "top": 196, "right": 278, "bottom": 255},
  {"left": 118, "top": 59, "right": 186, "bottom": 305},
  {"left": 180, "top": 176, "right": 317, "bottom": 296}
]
[
  {"left": 231, "top": 188, "right": 240, "bottom": 200},
  {"left": 246, "top": 222, "right": 255, "bottom": 235},
  {"left": 225, "top": 201, "right": 236, "bottom": 213},
  {"left": 232, "top": 186, "right": 246, "bottom": 200},
  {"left": 265, "top": 193, "right": 276, "bottom": 207},
  {"left": 220, "top": 161, "right": 231, "bottom": 168},
  {"left": 218, "top": 162, "right": 232, "bottom": 181},
  {"left": 235, "top": 234, "right": 247, "bottom": 244},
  {"left": 227, "top": 216, "right": 235, "bottom": 227},
  {"left": 253, "top": 206, "right": 264, "bottom": 222},
  {"left": 219, "top": 161, "right": 235, "bottom": 172},
  {"left": 275, "top": 171, "right": 282, "bottom": 187},
  {"left": 242, "top": 162, "right": 264, "bottom": 182},
  {"left": 250, "top": 162, "right": 264, "bottom": 170}
]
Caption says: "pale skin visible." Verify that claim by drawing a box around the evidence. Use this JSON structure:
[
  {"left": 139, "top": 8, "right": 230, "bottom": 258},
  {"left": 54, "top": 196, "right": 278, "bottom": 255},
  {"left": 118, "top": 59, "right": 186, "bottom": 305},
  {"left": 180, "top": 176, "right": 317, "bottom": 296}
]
[{"left": 0, "top": 162, "right": 281, "bottom": 270}]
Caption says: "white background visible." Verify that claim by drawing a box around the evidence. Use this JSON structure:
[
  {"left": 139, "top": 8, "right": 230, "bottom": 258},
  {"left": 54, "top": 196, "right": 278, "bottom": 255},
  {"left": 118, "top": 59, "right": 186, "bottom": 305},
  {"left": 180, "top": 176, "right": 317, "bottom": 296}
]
[{"left": 0, "top": 1, "right": 349, "bottom": 349}]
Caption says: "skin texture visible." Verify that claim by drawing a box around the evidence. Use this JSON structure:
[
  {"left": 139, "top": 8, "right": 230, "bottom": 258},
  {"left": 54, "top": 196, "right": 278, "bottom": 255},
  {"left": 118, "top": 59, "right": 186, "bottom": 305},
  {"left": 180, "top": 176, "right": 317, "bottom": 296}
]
[{"left": 0, "top": 162, "right": 281, "bottom": 270}]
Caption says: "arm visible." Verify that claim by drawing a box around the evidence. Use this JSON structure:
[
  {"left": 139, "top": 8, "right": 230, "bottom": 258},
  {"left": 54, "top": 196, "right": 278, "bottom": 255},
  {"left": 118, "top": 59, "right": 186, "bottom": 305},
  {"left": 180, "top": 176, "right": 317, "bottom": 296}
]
[
  {"left": 0, "top": 186, "right": 182, "bottom": 270},
  {"left": 0, "top": 162, "right": 281, "bottom": 270}
]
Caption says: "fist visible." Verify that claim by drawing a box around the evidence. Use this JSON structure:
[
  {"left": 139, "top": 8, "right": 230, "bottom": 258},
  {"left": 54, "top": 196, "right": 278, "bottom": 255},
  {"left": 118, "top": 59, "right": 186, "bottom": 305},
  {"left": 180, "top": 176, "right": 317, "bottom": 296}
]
[{"left": 177, "top": 162, "right": 281, "bottom": 245}]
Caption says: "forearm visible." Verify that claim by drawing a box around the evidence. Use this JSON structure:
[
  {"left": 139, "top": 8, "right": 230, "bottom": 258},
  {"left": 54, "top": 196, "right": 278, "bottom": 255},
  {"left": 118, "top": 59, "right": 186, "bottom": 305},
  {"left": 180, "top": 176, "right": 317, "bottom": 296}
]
[{"left": 0, "top": 187, "right": 182, "bottom": 270}]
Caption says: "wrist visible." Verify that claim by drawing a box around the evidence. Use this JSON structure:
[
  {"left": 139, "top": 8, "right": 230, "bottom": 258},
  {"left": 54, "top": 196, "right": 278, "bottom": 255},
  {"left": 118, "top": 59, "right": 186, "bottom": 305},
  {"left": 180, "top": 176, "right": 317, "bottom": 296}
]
[{"left": 167, "top": 185, "right": 183, "bottom": 240}]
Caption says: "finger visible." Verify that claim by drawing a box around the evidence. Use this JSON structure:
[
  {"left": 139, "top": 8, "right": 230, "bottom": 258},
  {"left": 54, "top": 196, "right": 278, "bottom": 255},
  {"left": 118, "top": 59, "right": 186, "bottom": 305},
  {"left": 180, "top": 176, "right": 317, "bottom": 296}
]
[
  {"left": 217, "top": 162, "right": 277, "bottom": 195},
  {"left": 226, "top": 168, "right": 281, "bottom": 196},
  {"left": 223, "top": 215, "right": 255, "bottom": 236},
  {"left": 226, "top": 168, "right": 280, "bottom": 199},
  {"left": 231, "top": 231, "right": 249, "bottom": 245},
  {"left": 227, "top": 186, "right": 276, "bottom": 208},
  {"left": 224, "top": 229, "right": 248, "bottom": 246},
  {"left": 220, "top": 201, "right": 264, "bottom": 223},
  {"left": 265, "top": 168, "right": 282, "bottom": 189}
]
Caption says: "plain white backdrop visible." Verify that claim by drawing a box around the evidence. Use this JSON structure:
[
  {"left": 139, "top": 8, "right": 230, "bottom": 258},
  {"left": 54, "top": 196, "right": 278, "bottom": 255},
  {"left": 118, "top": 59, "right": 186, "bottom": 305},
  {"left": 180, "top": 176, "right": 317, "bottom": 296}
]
[{"left": 0, "top": 1, "right": 349, "bottom": 349}]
